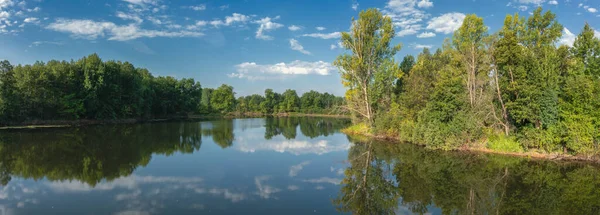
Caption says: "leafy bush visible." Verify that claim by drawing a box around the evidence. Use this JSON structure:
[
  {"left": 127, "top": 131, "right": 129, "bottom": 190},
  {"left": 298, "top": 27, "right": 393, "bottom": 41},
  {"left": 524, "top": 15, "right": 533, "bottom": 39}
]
[{"left": 487, "top": 134, "right": 523, "bottom": 153}]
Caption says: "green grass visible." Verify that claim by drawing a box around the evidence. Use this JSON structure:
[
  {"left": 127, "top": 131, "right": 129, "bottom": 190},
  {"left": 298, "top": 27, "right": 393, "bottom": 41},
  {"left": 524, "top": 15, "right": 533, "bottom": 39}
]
[
  {"left": 341, "top": 123, "right": 371, "bottom": 136},
  {"left": 487, "top": 134, "right": 524, "bottom": 153}
]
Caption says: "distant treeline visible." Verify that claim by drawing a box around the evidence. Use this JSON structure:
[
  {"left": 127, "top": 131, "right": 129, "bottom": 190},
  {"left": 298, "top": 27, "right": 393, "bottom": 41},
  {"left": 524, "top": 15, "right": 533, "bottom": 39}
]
[{"left": 0, "top": 54, "right": 344, "bottom": 124}]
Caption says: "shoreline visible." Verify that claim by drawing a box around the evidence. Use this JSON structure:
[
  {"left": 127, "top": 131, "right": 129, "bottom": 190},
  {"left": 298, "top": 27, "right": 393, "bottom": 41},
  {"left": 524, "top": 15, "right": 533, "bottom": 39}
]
[{"left": 342, "top": 128, "right": 600, "bottom": 164}]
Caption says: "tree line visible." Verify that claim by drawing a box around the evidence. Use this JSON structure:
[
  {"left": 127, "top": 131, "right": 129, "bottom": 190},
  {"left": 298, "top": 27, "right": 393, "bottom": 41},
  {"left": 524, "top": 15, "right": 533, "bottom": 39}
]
[
  {"left": 0, "top": 54, "right": 344, "bottom": 125},
  {"left": 337, "top": 8, "right": 600, "bottom": 155}
]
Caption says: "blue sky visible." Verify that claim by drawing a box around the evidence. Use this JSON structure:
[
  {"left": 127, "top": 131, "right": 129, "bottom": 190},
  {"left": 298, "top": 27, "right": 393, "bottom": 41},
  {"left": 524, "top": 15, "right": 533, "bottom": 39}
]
[{"left": 0, "top": 0, "right": 599, "bottom": 96}]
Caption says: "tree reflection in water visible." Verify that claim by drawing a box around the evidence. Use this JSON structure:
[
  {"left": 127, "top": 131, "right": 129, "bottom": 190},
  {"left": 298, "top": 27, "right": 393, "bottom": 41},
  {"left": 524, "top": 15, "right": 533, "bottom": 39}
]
[
  {"left": 0, "top": 117, "right": 350, "bottom": 187},
  {"left": 335, "top": 136, "right": 600, "bottom": 215}
]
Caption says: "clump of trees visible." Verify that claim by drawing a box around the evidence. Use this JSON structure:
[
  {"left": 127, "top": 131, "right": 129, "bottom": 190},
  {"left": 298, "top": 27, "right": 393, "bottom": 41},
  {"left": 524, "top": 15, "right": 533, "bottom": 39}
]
[
  {"left": 338, "top": 8, "right": 600, "bottom": 155},
  {"left": 0, "top": 54, "right": 345, "bottom": 125},
  {"left": 0, "top": 54, "right": 202, "bottom": 123}
]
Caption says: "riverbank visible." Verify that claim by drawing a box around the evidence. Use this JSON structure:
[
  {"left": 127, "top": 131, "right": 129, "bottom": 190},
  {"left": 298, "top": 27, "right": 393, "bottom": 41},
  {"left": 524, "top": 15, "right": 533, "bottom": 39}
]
[
  {"left": 342, "top": 124, "right": 600, "bottom": 163},
  {"left": 0, "top": 113, "right": 350, "bottom": 130}
]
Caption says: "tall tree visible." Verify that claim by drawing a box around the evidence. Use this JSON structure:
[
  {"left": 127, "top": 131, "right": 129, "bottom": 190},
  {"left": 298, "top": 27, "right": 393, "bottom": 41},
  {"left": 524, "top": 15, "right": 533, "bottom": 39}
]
[{"left": 334, "top": 8, "right": 402, "bottom": 125}]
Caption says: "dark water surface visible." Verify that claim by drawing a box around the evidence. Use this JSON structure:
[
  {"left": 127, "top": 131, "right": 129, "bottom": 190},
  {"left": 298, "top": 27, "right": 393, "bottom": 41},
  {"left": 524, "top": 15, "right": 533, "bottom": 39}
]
[{"left": 0, "top": 117, "right": 599, "bottom": 215}]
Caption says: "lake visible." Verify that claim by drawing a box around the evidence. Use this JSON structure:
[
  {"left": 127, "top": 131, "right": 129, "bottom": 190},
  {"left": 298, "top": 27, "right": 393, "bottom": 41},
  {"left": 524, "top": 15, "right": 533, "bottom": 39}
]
[{"left": 0, "top": 117, "right": 599, "bottom": 215}]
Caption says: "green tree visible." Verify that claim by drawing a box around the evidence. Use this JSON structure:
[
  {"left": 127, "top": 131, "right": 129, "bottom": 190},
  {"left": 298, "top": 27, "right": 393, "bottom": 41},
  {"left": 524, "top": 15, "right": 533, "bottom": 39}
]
[
  {"left": 210, "top": 84, "right": 236, "bottom": 113},
  {"left": 334, "top": 8, "right": 402, "bottom": 125}
]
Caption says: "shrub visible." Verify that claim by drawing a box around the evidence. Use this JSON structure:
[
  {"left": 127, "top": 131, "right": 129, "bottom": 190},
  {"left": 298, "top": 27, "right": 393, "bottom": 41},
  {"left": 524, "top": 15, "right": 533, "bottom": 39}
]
[{"left": 487, "top": 134, "right": 523, "bottom": 153}]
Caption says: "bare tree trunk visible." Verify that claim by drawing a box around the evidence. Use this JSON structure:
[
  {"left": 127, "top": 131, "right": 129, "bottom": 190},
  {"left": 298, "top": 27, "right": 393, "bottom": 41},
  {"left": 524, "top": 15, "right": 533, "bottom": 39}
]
[
  {"left": 494, "top": 67, "right": 510, "bottom": 135},
  {"left": 362, "top": 82, "right": 372, "bottom": 125}
]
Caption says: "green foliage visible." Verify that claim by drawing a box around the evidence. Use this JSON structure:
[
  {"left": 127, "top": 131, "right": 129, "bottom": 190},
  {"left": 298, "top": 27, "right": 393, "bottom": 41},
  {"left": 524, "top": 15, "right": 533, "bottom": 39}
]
[
  {"left": 334, "top": 8, "right": 402, "bottom": 125},
  {"left": 210, "top": 84, "right": 236, "bottom": 113},
  {"left": 487, "top": 134, "right": 523, "bottom": 153},
  {"left": 343, "top": 7, "right": 600, "bottom": 156},
  {"left": 0, "top": 54, "right": 202, "bottom": 123}
]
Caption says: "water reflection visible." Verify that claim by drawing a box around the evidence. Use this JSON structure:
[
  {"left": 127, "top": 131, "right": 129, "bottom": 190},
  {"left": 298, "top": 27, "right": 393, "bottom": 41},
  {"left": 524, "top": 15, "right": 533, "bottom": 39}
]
[
  {"left": 0, "top": 117, "right": 350, "bottom": 187},
  {"left": 336, "top": 136, "right": 600, "bottom": 215},
  {"left": 2, "top": 117, "right": 600, "bottom": 214}
]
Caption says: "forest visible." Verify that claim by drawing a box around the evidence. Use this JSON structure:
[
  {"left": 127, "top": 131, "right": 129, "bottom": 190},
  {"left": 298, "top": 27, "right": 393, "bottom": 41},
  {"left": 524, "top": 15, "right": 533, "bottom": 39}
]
[
  {"left": 337, "top": 8, "right": 600, "bottom": 156},
  {"left": 0, "top": 55, "right": 344, "bottom": 125}
]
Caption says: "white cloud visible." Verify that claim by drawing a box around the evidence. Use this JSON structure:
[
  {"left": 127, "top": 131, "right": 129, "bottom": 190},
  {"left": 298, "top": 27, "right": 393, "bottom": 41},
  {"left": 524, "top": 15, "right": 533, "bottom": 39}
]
[
  {"left": 288, "top": 185, "right": 300, "bottom": 191},
  {"left": 116, "top": 11, "right": 143, "bottom": 24},
  {"left": 253, "top": 16, "right": 283, "bottom": 40},
  {"left": 383, "top": 0, "right": 432, "bottom": 38},
  {"left": 426, "top": 12, "right": 465, "bottom": 34},
  {"left": 26, "top": 7, "right": 40, "bottom": 12},
  {"left": 515, "top": 0, "right": 546, "bottom": 5},
  {"left": 302, "top": 177, "right": 342, "bottom": 185},
  {"left": 396, "top": 25, "right": 421, "bottom": 37},
  {"left": 23, "top": 17, "right": 38, "bottom": 23},
  {"left": 411, "top": 43, "right": 433, "bottom": 49},
  {"left": 121, "top": 0, "right": 157, "bottom": 6},
  {"left": 417, "top": 0, "right": 433, "bottom": 8},
  {"left": 47, "top": 175, "right": 203, "bottom": 192},
  {"left": 0, "top": 0, "right": 14, "bottom": 10},
  {"left": 548, "top": 0, "right": 558, "bottom": 5},
  {"left": 288, "top": 25, "right": 301, "bottom": 31},
  {"left": 518, "top": 5, "right": 528, "bottom": 11},
  {"left": 230, "top": 61, "right": 336, "bottom": 80},
  {"left": 416, "top": 31, "right": 435, "bottom": 38},
  {"left": 289, "top": 39, "right": 311, "bottom": 55},
  {"left": 210, "top": 13, "right": 250, "bottom": 27},
  {"left": 588, "top": 8, "right": 597, "bottom": 13},
  {"left": 316, "top": 26, "right": 326, "bottom": 31},
  {"left": 255, "top": 176, "right": 281, "bottom": 199},
  {"left": 47, "top": 19, "right": 203, "bottom": 41},
  {"left": 219, "top": 5, "right": 229, "bottom": 10},
  {"left": 187, "top": 5, "right": 206, "bottom": 11},
  {"left": 29, "top": 41, "right": 63, "bottom": 47},
  {"left": 352, "top": 2, "right": 359, "bottom": 10},
  {"left": 559, "top": 27, "right": 576, "bottom": 47},
  {"left": 289, "top": 161, "right": 311, "bottom": 177},
  {"left": 330, "top": 41, "right": 344, "bottom": 50},
  {"left": 301, "top": 32, "right": 341, "bottom": 39}
]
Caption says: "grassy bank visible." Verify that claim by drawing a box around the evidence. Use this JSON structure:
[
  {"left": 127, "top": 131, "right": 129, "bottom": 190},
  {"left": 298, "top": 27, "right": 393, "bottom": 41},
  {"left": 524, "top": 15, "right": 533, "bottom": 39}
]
[{"left": 342, "top": 123, "right": 600, "bottom": 163}]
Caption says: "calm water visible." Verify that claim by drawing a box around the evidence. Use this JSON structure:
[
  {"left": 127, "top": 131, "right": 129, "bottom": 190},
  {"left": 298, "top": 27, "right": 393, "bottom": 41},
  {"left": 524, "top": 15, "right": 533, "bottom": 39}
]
[{"left": 0, "top": 117, "right": 600, "bottom": 215}]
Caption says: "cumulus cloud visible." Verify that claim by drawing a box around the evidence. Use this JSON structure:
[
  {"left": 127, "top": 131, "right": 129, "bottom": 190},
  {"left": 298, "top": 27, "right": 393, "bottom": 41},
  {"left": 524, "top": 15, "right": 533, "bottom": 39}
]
[
  {"left": 116, "top": 11, "right": 143, "bottom": 24},
  {"left": 289, "top": 39, "right": 311, "bottom": 55},
  {"left": 47, "top": 19, "right": 203, "bottom": 41},
  {"left": 23, "top": 17, "right": 39, "bottom": 24},
  {"left": 559, "top": 27, "right": 576, "bottom": 47},
  {"left": 210, "top": 13, "right": 250, "bottom": 27},
  {"left": 383, "top": 0, "right": 432, "bottom": 37},
  {"left": 230, "top": 61, "right": 336, "bottom": 80},
  {"left": 121, "top": 0, "right": 158, "bottom": 6},
  {"left": 187, "top": 4, "right": 206, "bottom": 11},
  {"left": 417, "top": 0, "right": 433, "bottom": 8},
  {"left": 255, "top": 176, "right": 281, "bottom": 199},
  {"left": 288, "top": 25, "right": 301, "bottom": 31},
  {"left": 416, "top": 31, "right": 435, "bottom": 38},
  {"left": 254, "top": 16, "right": 283, "bottom": 40},
  {"left": 289, "top": 161, "right": 311, "bottom": 177},
  {"left": 426, "top": 12, "right": 465, "bottom": 34},
  {"left": 301, "top": 32, "right": 341, "bottom": 39},
  {"left": 411, "top": 43, "right": 433, "bottom": 49},
  {"left": 330, "top": 41, "right": 344, "bottom": 50},
  {"left": 316, "top": 26, "right": 326, "bottom": 31},
  {"left": 548, "top": 0, "right": 558, "bottom": 5},
  {"left": 0, "top": 0, "right": 14, "bottom": 10},
  {"left": 515, "top": 0, "right": 545, "bottom": 5},
  {"left": 302, "top": 177, "right": 342, "bottom": 185}
]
